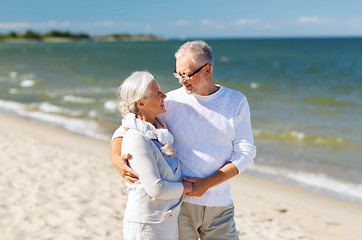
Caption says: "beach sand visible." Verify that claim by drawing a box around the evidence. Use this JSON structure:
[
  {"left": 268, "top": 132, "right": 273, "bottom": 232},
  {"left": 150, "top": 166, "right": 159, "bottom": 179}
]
[{"left": 1, "top": 112, "right": 361, "bottom": 240}]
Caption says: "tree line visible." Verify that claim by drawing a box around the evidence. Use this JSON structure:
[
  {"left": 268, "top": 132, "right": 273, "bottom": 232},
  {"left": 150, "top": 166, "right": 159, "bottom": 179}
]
[
  {"left": 0, "top": 30, "right": 164, "bottom": 41},
  {"left": 0, "top": 30, "right": 90, "bottom": 40}
]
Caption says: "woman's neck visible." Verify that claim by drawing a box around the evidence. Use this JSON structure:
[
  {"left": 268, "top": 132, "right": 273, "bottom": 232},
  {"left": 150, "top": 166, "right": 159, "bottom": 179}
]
[{"left": 136, "top": 112, "right": 156, "bottom": 125}]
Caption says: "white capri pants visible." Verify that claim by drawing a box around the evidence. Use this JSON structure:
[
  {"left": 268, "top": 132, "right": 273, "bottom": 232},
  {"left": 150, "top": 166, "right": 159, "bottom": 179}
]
[{"left": 123, "top": 213, "right": 178, "bottom": 240}]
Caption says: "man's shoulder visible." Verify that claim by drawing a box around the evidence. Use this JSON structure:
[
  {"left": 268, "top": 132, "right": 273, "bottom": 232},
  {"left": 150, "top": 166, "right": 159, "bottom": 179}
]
[
  {"left": 220, "top": 85, "right": 246, "bottom": 101},
  {"left": 166, "top": 87, "right": 186, "bottom": 100}
]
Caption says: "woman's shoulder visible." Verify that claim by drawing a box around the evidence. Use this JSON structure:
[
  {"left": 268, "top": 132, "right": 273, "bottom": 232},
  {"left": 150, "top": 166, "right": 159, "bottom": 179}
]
[
  {"left": 122, "top": 130, "right": 160, "bottom": 163},
  {"left": 123, "top": 129, "right": 153, "bottom": 149},
  {"left": 124, "top": 129, "right": 148, "bottom": 141}
]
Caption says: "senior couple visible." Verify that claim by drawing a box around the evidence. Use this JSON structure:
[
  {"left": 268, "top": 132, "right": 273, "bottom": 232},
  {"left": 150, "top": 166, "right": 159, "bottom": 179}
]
[{"left": 111, "top": 40, "right": 256, "bottom": 240}]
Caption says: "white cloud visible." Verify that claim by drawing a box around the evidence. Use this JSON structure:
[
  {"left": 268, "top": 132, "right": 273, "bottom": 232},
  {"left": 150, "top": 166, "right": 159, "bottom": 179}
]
[
  {"left": 0, "top": 21, "right": 71, "bottom": 29},
  {"left": 0, "top": 20, "right": 134, "bottom": 31},
  {"left": 93, "top": 21, "right": 118, "bottom": 27},
  {"left": 201, "top": 19, "right": 213, "bottom": 26},
  {"left": 59, "top": 21, "right": 71, "bottom": 27},
  {"left": 297, "top": 16, "right": 327, "bottom": 23},
  {"left": 169, "top": 20, "right": 192, "bottom": 26},
  {"left": 200, "top": 19, "right": 225, "bottom": 29},
  {"left": 47, "top": 20, "right": 70, "bottom": 27},
  {"left": 0, "top": 22, "right": 32, "bottom": 29},
  {"left": 92, "top": 21, "right": 134, "bottom": 28},
  {"left": 345, "top": 18, "right": 362, "bottom": 27},
  {"left": 235, "top": 19, "right": 259, "bottom": 26},
  {"left": 200, "top": 19, "right": 258, "bottom": 30},
  {"left": 77, "top": 23, "right": 91, "bottom": 29},
  {"left": 145, "top": 24, "right": 152, "bottom": 32},
  {"left": 119, "top": 21, "right": 134, "bottom": 26}
]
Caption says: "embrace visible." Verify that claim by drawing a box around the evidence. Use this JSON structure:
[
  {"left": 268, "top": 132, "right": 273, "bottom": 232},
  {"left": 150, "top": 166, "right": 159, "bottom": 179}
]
[{"left": 111, "top": 40, "right": 256, "bottom": 240}]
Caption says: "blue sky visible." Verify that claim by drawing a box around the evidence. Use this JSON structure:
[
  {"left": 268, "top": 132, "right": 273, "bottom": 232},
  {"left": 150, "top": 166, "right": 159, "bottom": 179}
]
[{"left": 1, "top": 0, "right": 362, "bottom": 38}]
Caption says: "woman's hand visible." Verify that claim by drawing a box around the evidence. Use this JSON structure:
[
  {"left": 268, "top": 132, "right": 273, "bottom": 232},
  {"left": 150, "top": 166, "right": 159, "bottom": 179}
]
[
  {"left": 182, "top": 177, "right": 210, "bottom": 197},
  {"left": 181, "top": 179, "right": 194, "bottom": 194}
]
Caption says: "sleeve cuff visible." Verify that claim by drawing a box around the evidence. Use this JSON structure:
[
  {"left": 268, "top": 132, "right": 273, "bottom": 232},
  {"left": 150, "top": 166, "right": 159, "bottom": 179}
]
[
  {"left": 111, "top": 126, "right": 126, "bottom": 142},
  {"left": 230, "top": 141, "right": 257, "bottom": 174}
]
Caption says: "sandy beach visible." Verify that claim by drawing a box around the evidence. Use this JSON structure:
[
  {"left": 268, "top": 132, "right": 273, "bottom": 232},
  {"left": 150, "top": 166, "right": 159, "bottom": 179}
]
[{"left": 1, "top": 112, "right": 361, "bottom": 240}]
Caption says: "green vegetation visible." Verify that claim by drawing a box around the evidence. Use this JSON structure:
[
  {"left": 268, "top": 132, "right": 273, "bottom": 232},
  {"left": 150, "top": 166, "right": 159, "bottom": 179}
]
[
  {"left": 276, "top": 208, "right": 288, "bottom": 213},
  {"left": 0, "top": 30, "right": 90, "bottom": 41},
  {"left": 0, "top": 29, "right": 164, "bottom": 41},
  {"left": 93, "top": 33, "right": 164, "bottom": 41},
  {"left": 43, "top": 30, "right": 90, "bottom": 39}
]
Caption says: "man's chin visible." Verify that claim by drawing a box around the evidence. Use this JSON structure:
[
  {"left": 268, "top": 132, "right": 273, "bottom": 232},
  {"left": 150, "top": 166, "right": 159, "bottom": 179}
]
[{"left": 183, "top": 87, "right": 193, "bottom": 95}]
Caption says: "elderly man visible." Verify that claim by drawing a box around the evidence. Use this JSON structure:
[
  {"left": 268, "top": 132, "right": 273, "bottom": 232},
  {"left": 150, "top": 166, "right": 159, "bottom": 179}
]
[{"left": 112, "top": 40, "right": 256, "bottom": 240}]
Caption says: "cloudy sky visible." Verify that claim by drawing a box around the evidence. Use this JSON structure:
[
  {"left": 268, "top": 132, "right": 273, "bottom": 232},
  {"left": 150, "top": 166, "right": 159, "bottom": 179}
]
[{"left": 1, "top": 0, "right": 361, "bottom": 38}]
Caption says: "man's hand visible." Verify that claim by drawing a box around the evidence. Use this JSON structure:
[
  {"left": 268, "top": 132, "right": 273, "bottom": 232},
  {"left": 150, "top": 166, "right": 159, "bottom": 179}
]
[
  {"left": 111, "top": 137, "right": 139, "bottom": 184},
  {"left": 112, "top": 153, "right": 139, "bottom": 184},
  {"left": 182, "top": 177, "right": 210, "bottom": 197},
  {"left": 183, "top": 161, "right": 239, "bottom": 197}
]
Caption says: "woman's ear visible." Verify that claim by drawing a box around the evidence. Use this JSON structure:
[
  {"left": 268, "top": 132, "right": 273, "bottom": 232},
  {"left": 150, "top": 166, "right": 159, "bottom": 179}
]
[{"left": 136, "top": 99, "right": 144, "bottom": 107}]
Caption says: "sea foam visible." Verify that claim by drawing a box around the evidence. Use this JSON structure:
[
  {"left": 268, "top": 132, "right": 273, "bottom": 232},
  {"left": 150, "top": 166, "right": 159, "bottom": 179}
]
[
  {"left": 63, "top": 95, "right": 95, "bottom": 104},
  {"left": 250, "top": 164, "right": 362, "bottom": 203},
  {"left": 0, "top": 99, "right": 107, "bottom": 141},
  {"left": 20, "top": 79, "right": 35, "bottom": 88},
  {"left": 104, "top": 100, "right": 118, "bottom": 113}
]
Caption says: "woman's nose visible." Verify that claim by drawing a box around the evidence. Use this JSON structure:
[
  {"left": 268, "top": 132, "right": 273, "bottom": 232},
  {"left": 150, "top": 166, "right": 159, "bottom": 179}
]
[{"left": 160, "top": 92, "right": 166, "bottom": 99}]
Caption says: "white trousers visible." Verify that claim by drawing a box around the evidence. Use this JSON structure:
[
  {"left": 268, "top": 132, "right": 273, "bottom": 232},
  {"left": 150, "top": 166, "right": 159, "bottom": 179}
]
[{"left": 123, "top": 214, "right": 178, "bottom": 240}]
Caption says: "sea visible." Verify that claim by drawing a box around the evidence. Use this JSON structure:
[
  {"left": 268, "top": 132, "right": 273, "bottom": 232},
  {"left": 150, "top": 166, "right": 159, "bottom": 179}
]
[{"left": 1, "top": 38, "right": 361, "bottom": 203}]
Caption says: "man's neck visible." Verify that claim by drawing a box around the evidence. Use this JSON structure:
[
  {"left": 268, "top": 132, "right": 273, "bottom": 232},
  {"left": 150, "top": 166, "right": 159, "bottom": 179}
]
[{"left": 194, "top": 84, "right": 220, "bottom": 96}]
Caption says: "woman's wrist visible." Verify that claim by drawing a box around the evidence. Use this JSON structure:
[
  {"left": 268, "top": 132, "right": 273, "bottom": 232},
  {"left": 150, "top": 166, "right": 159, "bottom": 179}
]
[{"left": 182, "top": 180, "right": 194, "bottom": 194}]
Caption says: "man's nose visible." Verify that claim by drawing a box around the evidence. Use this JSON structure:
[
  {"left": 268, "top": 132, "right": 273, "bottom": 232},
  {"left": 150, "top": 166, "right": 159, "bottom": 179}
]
[{"left": 179, "top": 77, "right": 187, "bottom": 84}]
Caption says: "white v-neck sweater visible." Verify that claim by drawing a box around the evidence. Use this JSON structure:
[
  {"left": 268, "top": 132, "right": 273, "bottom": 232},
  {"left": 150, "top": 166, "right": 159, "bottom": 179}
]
[
  {"left": 159, "top": 85, "right": 256, "bottom": 207},
  {"left": 121, "top": 129, "right": 184, "bottom": 223}
]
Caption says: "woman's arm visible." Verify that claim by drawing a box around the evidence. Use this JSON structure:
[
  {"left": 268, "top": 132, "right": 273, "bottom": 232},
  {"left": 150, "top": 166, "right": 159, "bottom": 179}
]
[{"left": 122, "top": 131, "right": 185, "bottom": 200}]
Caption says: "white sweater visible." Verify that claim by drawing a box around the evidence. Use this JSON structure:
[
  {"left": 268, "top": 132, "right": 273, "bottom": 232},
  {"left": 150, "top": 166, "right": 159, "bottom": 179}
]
[
  {"left": 121, "top": 129, "right": 184, "bottom": 223},
  {"left": 159, "top": 85, "right": 256, "bottom": 207}
]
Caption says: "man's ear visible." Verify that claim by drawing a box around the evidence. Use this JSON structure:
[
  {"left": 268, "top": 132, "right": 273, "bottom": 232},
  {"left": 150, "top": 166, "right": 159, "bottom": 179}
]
[{"left": 205, "top": 64, "right": 212, "bottom": 75}]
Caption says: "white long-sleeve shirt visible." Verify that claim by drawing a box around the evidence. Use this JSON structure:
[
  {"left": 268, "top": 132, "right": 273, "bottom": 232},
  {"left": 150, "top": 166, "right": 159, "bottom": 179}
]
[
  {"left": 121, "top": 129, "right": 184, "bottom": 223},
  {"left": 159, "top": 85, "right": 256, "bottom": 207}
]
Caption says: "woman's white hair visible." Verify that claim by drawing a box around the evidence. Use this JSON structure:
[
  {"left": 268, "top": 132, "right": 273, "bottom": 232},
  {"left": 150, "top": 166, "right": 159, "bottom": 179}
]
[
  {"left": 116, "top": 71, "right": 177, "bottom": 156},
  {"left": 117, "top": 71, "right": 154, "bottom": 117},
  {"left": 175, "top": 40, "right": 214, "bottom": 67}
]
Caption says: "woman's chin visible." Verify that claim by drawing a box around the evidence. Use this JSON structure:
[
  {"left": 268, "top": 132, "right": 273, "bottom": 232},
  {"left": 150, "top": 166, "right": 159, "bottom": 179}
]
[{"left": 157, "top": 108, "right": 166, "bottom": 115}]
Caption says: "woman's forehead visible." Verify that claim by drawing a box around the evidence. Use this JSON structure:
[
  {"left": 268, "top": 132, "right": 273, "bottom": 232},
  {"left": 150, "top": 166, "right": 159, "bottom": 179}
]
[{"left": 148, "top": 79, "right": 160, "bottom": 90}]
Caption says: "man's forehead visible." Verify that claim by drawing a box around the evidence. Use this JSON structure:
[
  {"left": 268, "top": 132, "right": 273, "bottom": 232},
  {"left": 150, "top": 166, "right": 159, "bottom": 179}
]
[{"left": 176, "top": 55, "right": 195, "bottom": 71}]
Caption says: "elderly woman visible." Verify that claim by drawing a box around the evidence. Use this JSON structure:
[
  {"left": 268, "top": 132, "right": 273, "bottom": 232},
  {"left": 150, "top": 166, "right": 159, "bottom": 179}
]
[{"left": 111, "top": 71, "right": 193, "bottom": 240}]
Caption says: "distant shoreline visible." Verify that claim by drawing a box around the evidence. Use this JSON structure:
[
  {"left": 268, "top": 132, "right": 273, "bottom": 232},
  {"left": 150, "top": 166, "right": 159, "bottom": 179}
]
[
  {"left": 0, "top": 36, "right": 166, "bottom": 43},
  {"left": 1, "top": 36, "right": 362, "bottom": 43},
  {"left": 0, "top": 30, "right": 166, "bottom": 42}
]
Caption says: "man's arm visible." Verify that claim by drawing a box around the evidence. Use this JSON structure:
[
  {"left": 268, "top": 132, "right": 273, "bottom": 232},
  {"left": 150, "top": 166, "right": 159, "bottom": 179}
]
[
  {"left": 111, "top": 137, "right": 139, "bottom": 184},
  {"left": 183, "top": 161, "right": 238, "bottom": 197}
]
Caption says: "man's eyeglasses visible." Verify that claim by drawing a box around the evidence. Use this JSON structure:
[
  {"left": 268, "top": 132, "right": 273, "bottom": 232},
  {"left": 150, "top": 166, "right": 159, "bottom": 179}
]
[{"left": 173, "top": 63, "right": 210, "bottom": 80}]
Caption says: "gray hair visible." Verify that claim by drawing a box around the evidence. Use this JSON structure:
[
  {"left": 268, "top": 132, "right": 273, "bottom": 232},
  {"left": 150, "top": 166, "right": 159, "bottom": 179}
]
[
  {"left": 175, "top": 40, "right": 214, "bottom": 67},
  {"left": 117, "top": 71, "right": 154, "bottom": 117}
]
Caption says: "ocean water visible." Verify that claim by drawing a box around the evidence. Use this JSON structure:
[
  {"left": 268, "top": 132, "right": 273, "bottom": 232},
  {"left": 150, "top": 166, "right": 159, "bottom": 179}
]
[{"left": 1, "top": 38, "right": 361, "bottom": 202}]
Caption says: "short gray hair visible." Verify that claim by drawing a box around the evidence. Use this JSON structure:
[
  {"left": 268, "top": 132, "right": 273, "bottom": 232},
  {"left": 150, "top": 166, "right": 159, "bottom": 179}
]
[
  {"left": 175, "top": 40, "right": 214, "bottom": 67},
  {"left": 117, "top": 71, "right": 154, "bottom": 117}
]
